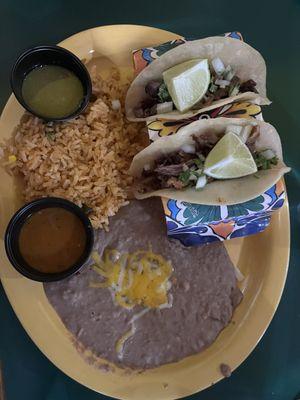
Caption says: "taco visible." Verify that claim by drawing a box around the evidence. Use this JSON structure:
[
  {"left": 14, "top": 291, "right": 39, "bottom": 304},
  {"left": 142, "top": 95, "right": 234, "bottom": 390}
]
[
  {"left": 129, "top": 118, "right": 290, "bottom": 205},
  {"left": 126, "top": 36, "right": 270, "bottom": 121}
]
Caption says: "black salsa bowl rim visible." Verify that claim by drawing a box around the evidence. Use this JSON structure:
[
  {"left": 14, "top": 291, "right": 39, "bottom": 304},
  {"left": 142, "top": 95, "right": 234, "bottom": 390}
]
[
  {"left": 10, "top": 45, "right": 92, "bottom": 122},
  {"left": 5, "top": 197, "right": 94, "bottom": 282}
]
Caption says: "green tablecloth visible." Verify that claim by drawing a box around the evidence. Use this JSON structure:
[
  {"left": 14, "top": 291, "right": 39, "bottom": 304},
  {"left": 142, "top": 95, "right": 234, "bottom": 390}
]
[{"left": 0, "top": 0, "right": 299, "bottom": 399}]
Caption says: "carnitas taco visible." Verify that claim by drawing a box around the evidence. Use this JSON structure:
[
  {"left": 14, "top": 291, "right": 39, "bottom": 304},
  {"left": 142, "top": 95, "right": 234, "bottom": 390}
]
[
  {"left": 129, "top": 118, "right": 290, "bottom": 205},
  {"left": 126, "top": 37, "right": 270, "bottom": 121}
]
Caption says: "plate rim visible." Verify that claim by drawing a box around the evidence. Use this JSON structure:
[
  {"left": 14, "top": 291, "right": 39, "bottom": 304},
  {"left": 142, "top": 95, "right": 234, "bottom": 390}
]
[{"left": 0, "top": 24, "right": 291, "bottom": 400}]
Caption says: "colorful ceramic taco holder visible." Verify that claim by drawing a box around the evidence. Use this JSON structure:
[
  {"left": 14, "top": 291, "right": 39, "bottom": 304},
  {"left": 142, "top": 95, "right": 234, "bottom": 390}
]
[{"left": 132, "top": 32, "right": 286, "bottom": 245}]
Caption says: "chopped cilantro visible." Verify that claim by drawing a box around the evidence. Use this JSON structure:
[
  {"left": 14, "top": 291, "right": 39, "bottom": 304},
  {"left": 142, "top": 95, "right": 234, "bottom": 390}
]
[
  {"left": 209, "top": 83, "right": 218, "bottom": 93},
  {"left": 192, "top": 170, "right": 203, "bottom": 178},
  {"left": 45, "top": 131, "right": 55, "bottom": 141},
  {"left": 157, "top": 83, "right": 171, "bottom": 103},
  {"left": 193, "top": 158, "right": 204, "bottom": 168},
  {"left": 253, "top": 152, "right": 278, "bottom": 170},
  {"left": 178, "top": 170, "right": 191, "bottom": 184}
]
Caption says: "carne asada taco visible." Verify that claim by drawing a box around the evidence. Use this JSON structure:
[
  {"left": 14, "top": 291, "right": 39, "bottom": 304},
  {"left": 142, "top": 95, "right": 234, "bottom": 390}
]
[
  {"left": 126, "top": 37, "right": 270, "bottom": 121},
  {"left": 129, "top": 118, "right": 290, "bottom": 205}
]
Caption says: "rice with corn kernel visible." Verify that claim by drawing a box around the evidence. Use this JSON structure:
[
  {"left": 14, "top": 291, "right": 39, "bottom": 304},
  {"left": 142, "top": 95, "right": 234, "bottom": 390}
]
[{"left": 3, "top": 67, "right": 145, "bottom": 228}]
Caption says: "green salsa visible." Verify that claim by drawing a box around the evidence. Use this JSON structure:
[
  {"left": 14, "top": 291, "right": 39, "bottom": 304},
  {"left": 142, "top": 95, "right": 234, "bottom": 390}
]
[{"left": 22, "top": 65, "right": 84, "bottom": 118}]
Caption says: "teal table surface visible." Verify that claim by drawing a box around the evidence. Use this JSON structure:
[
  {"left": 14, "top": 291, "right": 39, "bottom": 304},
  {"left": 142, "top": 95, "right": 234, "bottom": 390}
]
[{"left": 0, "top": 0, "right": 299, "bottom": 399}]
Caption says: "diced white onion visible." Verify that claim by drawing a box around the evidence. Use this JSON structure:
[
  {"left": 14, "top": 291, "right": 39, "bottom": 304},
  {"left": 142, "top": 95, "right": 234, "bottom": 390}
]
[
  {"left": 223, "top": 65, "right": 235, "bottom": 81},
  {"left": 212, "top": 57, "right": 225, "bottom": 75},
  {"left": 226, "top": 71, "right": 235, "bottom": 81},
  {"left": 196, "top": 175, "right": 207, "bottom": 189},
  {"left": 111, "top": 99, "right": 121, "bottom": 110},
  {"left": 261, "top": 149, "right": 276, "bottom": 160},
  {"left": 144, "top": 163, "right": 151, "bottom": 171},
  {"left": 181, "top": 143, "right": 196, "bottom": 154},
  {"left": 157, "top": 101, "right": 173, "bottom": 114},
  {"left": 215, "top": 79, "right": 230, "bottom": 87}
]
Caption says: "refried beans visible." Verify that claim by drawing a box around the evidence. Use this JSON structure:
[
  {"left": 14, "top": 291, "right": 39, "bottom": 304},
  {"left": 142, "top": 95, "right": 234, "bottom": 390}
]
[{"left": 44, "top": 198, "right": 242, "bottom": 369}]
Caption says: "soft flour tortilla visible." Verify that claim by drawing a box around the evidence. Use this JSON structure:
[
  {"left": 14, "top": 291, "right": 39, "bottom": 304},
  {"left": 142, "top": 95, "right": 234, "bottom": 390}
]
[
  {"left": 129, "top": 118, "right": 290, "bottom": 205},
  {"left": 126, "top": 36, "right": 270, "bottom": 122}
]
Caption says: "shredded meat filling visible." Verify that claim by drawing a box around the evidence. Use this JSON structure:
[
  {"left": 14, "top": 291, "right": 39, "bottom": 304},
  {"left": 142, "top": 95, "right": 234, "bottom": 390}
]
[
  {"left": 138, "top": 126, "right": 264, "bottom": 192},
  {"left": 193, "top": 132, "right": 219, "bottom": 156},
  {"left": 134, "top": 98, "right": 157, "bottom": 118},
  {"left": 134, "top": 71, "right": 258, "bottom": 118},
  {"left": 240, "top": 79, "right": 258, "bottom": 93},
  {"left": 145, "top": 80, "right": 161, "bottom": 98},
  {"left": 166, "top": 177, "right": 186, "bottom": 189},
  {"left": 154, "top": 164, "right": 184, "bottom": 177},
  {"left": 246, "top": 126, "right": 260, "bottom": 153}
]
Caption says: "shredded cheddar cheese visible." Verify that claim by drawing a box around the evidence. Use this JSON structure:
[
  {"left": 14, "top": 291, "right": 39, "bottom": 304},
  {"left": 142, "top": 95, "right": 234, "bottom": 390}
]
[
  {"left": 8, "top": 155, "right": 17, "bottom": 163},
  {"left": 91, "top": 248, "right": 173, "bottom": 309}
]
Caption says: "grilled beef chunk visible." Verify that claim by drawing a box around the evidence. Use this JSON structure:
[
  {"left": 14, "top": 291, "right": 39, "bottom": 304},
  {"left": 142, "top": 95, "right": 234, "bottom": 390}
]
[
  {"left": 213, "top": 87, "right": 230, "bottom": 100},
  {"left": 154, "top": 164, "right": 184, "bottom": 176},
  {"left": 239, "top": 79, "right": 258, "bottom": 93},
  {"left": 138, "top": 125, "right": 265, "bottom": 192},
  {"left": 193, "top": 132, "right": 219, "bottom": 156},
  {"left": 145, "top": 81, "right": 161, "bottom": 98},
  {"left": 134, "top": 98, "right": 158, "bottom": 118}
]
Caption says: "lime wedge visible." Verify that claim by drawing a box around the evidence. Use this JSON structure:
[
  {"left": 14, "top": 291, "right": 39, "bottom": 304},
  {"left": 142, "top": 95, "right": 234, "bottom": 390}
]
[
  {"left": 163, "top": 59, "right": 210, "bottom": 112},
  {"left": 204, "top": 132, "right": 258, "bottom": 179}
]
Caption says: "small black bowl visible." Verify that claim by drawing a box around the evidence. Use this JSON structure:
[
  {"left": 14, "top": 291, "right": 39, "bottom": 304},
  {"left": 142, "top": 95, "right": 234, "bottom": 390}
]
[
  {"left": 10, "top": 45, "right": 92, "bottom": 122},
  {"left": 5, "top": 197, "right": 94, "bottom": 282}
]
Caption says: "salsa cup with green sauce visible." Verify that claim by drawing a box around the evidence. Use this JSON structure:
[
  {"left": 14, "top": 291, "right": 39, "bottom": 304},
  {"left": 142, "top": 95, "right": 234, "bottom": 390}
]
[{"left": 10, "top": 45, "right": 92, "bottom": 121}]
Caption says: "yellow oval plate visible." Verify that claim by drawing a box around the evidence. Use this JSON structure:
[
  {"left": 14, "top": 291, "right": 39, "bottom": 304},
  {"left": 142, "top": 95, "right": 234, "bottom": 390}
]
[{"left": 0, "top": 25, "right": 290, "bottom": 400}]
